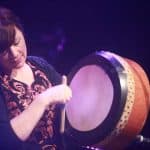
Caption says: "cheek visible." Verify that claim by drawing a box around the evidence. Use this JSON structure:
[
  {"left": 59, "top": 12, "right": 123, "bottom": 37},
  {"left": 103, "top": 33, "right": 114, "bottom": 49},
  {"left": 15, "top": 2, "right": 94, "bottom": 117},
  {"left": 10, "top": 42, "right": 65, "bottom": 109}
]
[{"left": 20, "top": 43, "right": 27, "bottom": 56}]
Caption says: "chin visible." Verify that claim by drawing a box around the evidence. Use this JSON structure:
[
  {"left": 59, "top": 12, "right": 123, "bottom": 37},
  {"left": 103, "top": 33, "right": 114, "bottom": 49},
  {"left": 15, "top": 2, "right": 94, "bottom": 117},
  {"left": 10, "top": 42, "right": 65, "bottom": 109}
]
[
  {"left": 17, "top": 62, "right": 25, "bottom": 68},
  {"left": 14, "top": 59, "right": 26, "bottom": 69}
]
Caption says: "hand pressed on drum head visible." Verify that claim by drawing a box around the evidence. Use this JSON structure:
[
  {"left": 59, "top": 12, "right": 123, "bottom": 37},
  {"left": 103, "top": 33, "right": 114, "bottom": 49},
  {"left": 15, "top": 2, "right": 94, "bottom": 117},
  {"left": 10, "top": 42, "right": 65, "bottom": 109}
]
[{"left": 38, "top": 75, "right": 72, "bottom": 107}]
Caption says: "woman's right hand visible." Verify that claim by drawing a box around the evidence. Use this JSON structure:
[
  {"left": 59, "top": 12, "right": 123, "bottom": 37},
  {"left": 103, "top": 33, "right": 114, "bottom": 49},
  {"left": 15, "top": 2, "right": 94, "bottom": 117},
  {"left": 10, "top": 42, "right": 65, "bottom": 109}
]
[{"left": 37, "top": 75, "right": 72, "bottom": 107}]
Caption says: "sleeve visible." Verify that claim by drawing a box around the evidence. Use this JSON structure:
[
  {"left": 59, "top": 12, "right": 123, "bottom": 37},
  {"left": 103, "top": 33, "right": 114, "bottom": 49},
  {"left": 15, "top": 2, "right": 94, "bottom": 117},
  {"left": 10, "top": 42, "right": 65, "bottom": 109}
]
[
  {"left": 28, "top": 56, "right": 64, "bottom": 148},
  {"left": 27, "top": 56, "right": 62, "bottom": 85},
  {"left": 0, "top": 93, "right": 23, "bottom": 149},
  {"left": 45, "top": 61, "right": 62, "bottom": 85}
]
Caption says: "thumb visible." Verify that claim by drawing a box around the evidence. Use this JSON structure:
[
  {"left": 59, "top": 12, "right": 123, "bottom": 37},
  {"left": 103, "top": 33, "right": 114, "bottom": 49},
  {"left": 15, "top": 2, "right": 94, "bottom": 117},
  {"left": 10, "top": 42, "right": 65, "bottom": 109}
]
[{"left": 62, "top": 75, "right": 67, "bottom": 85}]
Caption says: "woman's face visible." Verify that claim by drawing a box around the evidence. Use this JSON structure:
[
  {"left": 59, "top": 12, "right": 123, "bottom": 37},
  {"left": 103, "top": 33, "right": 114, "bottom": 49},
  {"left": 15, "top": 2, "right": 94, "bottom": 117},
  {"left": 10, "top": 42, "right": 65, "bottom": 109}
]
[{"left": 0, "top": 27, "right": 27, "bottom": 72}]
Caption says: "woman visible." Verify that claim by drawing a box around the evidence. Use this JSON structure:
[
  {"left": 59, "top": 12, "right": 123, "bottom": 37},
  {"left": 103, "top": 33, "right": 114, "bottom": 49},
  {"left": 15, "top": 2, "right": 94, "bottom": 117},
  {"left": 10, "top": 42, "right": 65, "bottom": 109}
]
[{"left": 0, "top": 7, "right": 72, "bottom": 150}]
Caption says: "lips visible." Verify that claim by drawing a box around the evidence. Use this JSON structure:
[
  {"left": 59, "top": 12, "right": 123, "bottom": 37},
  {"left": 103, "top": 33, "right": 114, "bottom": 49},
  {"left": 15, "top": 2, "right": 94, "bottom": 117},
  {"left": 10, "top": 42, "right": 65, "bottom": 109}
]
[
  {"left": 10, "top": 56, "right": 22, "bottom": 64},
  {"left": 15, "top": 58, "right": 22, "bottom": 63}
]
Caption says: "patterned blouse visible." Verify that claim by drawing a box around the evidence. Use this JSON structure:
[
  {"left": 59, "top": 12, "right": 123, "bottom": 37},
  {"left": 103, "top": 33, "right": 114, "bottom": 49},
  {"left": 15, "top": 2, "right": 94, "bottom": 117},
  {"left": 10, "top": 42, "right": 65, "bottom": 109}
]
[{"left": 0, "top": 58, "right": 62, "bottom": 150}]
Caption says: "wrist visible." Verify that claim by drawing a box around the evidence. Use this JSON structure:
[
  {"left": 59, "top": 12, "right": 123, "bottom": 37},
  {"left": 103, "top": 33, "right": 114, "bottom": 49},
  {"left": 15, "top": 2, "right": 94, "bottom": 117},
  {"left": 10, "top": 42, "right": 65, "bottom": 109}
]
[{"left": 34, "top": 94, "right": 48, "bottom": 109}]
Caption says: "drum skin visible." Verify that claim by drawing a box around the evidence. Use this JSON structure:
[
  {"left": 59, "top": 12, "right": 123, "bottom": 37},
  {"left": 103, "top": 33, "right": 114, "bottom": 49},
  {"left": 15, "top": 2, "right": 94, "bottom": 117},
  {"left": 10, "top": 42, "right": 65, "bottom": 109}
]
[{"left": 65, "top": 51, "right": 150, "bottom": 150}]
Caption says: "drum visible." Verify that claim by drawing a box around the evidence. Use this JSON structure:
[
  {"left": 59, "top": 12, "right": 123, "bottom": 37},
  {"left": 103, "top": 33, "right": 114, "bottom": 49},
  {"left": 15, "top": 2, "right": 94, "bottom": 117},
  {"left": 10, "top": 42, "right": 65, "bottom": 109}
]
[{"left": 65, "top": 51, "right": 150, "bottom": 150}]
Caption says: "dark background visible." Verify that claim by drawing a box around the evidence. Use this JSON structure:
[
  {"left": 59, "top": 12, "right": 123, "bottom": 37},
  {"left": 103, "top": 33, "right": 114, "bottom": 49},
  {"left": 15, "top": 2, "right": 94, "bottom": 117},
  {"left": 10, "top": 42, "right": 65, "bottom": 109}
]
[
  {"left": 0, "top": 1, "right": 149, "bottom": 149},
  {"left": 1, "top": 1, "right": 149, "bottom": 74}
]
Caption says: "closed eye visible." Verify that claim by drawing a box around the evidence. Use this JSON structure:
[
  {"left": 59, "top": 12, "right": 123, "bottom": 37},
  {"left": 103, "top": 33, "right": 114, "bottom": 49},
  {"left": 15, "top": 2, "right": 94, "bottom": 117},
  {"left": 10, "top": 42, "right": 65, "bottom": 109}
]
[
  {"left": 13, "top": 41, "right": 19, "bottom": 46},
  {"left": 13, "top": 38, "right": 20, "bottom": 46}
]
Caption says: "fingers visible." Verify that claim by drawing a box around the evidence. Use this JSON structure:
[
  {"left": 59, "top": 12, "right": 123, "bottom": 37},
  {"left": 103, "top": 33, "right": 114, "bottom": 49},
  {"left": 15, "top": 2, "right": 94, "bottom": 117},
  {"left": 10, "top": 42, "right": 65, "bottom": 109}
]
[
  {"left": 42, "top": 75, "right": 72, "bottom": 105},
  {"left": 59, "top": 85, "right": 72, "bottom": 102},
  {"left": 62, "top": 75, "right": 67, "bottom": 85},
  {"left": 61, "top": 75, "right": 72, "bottom": 103}
]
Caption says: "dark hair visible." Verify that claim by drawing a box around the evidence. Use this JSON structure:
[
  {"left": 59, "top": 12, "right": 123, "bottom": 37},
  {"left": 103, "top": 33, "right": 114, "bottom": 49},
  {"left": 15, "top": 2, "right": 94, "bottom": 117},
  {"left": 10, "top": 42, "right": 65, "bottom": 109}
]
[{"left": 0, "top": 7, "right": 23, "bottom": 53}]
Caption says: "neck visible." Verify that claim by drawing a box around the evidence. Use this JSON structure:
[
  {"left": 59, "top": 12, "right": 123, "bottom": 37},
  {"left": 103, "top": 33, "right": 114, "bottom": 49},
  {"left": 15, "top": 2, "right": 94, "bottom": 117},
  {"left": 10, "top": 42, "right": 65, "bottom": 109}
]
[
  {"left": 10, "top": 63, "right": 35, "bottom": 87},
  {"left": 10, "top": 63, "right": 27, "bottom": 79}
]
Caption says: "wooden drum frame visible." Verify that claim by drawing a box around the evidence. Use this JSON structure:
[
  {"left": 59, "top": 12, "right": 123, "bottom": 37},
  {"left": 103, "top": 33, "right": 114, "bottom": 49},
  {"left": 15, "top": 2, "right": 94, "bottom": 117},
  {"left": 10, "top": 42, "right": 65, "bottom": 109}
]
[{"left": 65, "top": 51, "right": 150, "bottom": 150}]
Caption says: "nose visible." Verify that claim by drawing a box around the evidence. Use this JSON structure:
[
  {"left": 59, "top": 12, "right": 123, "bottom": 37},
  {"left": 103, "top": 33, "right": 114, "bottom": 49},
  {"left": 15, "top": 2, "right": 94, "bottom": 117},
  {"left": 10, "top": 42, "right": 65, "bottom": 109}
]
[{"left": 9, "top": 45, "right": 18, "bottom": 58}]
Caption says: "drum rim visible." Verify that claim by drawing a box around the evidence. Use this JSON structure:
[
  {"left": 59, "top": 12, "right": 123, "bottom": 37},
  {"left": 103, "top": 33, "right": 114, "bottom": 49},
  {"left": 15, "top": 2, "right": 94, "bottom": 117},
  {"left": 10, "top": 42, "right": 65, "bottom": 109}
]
[{"left": 65, "top": 51, "right": 128, "bottom": 146}]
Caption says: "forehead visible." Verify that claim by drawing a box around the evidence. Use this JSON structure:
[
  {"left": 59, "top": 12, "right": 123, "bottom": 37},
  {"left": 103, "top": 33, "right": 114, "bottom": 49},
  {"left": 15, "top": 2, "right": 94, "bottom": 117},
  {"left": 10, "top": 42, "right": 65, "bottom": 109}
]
[
  {"left": 0, "top": 26, "right": 24, "bottom": 53},
  {"left": 0, "top": 25, "right": 15, "bottom": 52}
]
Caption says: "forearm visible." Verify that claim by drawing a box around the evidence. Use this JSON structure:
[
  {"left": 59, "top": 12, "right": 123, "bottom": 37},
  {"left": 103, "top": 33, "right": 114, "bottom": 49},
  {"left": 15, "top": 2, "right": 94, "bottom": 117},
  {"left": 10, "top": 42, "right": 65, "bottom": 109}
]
[
  {"left": 10, "top": 77, "right": 72, "bottom": 141},
  {"left": 10, "top": 96, "right": 47, "bottom": 141}
]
